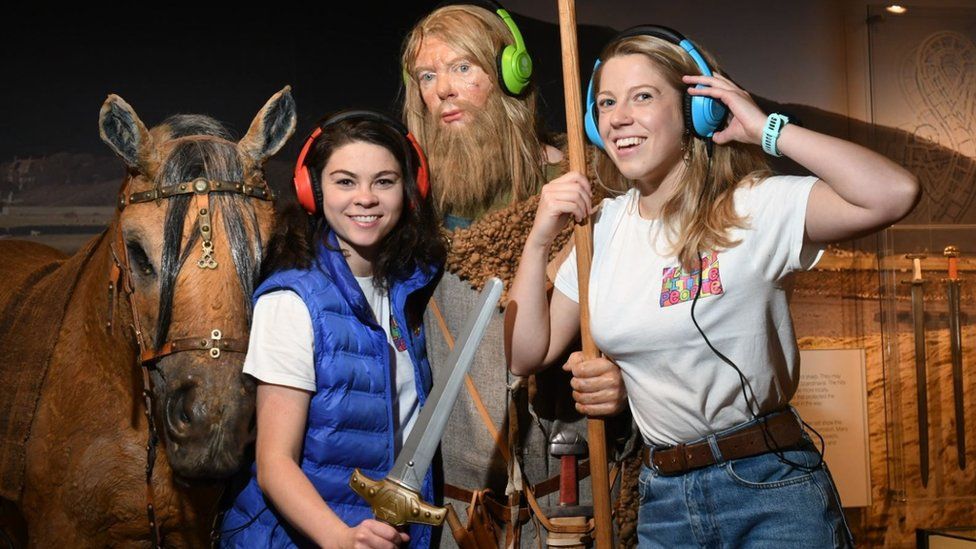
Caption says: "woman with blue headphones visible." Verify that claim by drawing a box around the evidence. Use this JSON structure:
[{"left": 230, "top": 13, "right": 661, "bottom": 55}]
[
  {"left": 219, "top": 110, "right": 447, "bottom": 548},
  {"left": 507, "top": 26, "right": 918, "bottom": 547}
]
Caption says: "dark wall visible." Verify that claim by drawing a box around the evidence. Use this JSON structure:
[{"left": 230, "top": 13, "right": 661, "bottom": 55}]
[{"left": 1, "top": 3, "right": 442, "bottom": 162}]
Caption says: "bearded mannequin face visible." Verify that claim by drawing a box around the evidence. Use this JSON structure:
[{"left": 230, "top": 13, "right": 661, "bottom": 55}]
[
  {"left": 401, "top": 6, "right": 547, "bottom": 221},
  {"left": 414, "top": 37, "right": 493, "bottom": 127},
  {"left": 410, "top": 35, "right": 512, "bottom": 218}
]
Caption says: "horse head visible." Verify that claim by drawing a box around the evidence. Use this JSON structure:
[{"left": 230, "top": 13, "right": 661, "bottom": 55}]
[{"left": 97, "top": 88, "right": 296, "bottom": 479}]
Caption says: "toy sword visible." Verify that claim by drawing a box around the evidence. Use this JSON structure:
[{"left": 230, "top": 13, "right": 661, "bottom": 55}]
[
  {"left": 349, "top": 277, "right": 504, "bottom": 527},
  {"left": 944, "top": 246, "right": 966, "bottom": 470},
  {"left": 904, "top": 253, "right": 929, "bottom": 487}
]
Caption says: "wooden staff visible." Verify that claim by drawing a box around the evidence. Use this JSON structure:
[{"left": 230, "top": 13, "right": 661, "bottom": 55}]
[{"left": 557, "top": 0, "right": 613, "bottom": 546}]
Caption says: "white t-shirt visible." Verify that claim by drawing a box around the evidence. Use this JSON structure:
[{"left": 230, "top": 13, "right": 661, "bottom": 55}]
[
  {"left": 555, "top": 175, "right": 824, "bottom": 446},
  {"left": 243, "top": 277, "right": 420, "bottom": 454}
]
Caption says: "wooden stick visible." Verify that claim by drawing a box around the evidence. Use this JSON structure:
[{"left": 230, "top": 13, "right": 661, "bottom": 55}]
[{"left": 557, "top": 1, "right": 613, "bottom": 546}]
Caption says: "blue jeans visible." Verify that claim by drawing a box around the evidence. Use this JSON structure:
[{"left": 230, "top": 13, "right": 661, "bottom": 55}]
[{"left": 638, "top": 420, "right": 855, "bottom": 548}]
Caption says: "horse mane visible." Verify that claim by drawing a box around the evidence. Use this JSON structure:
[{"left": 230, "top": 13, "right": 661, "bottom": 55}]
[
  {"left": 159, "top": 114, "right": 234, "bottom": 140},
  {"left": 259, "top": 200, "right": 317, "bottom": 279},
  {"left": 150, "top": 115, "right": 264, "bottom": 349}
]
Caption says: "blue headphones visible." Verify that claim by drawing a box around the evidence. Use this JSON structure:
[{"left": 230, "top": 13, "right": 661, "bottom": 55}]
[{"left": 584, "top": 25, "right": 728, "bottom": 149}]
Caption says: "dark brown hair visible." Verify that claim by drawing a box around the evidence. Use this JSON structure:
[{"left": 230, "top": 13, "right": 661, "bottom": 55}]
[{"left": 263, "top": 116, "right": 447, "bottom": 290}]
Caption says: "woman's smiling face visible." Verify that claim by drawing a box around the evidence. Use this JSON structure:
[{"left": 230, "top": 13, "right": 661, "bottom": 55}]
[
  {"left": 596, "top": 54, "right": 687, "bottom": 187},
  {"left": 320, "top": 140, "right": 404, "bottom": 274}
]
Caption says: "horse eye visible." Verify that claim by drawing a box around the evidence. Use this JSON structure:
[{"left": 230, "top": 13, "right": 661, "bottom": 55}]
[{"left": 126, "top": 240, "right": 156, "bottom": 278}]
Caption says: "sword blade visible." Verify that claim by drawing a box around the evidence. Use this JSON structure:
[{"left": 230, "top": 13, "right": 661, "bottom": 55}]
[
  {"left": 910, "top": 282, "right": 929, "bottom": 487},
  {"left": 948, "top": 280, "right": 966, "bottom": 469},
  {"left": 388, "top": 277, "right": 504, "bottom": 492}
]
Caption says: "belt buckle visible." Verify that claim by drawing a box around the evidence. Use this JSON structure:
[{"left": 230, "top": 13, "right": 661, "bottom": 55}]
[{"left": 645, "top": 444, "right": 664, "bottom": 474}]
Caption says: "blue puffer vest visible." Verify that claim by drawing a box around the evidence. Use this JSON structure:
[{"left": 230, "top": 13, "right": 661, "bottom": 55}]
[{"left": 220, "top": 231, "right": 440, "bottom": 548}]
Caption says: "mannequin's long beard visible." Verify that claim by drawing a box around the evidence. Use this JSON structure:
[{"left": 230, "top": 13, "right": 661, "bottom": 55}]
[{"left": 426, "top": 95, "right": 513, "bottom": 217}]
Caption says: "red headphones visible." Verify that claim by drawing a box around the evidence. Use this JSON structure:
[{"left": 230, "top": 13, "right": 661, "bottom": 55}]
[{"left": 293, "top": 110, "right": 430, "bottom": 215}]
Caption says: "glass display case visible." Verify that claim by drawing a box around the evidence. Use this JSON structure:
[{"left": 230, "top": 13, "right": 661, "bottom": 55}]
[
  {"left": 867, "top": 3, "right": 976, "bottom": 504},
  {"left": 878, "top": 225, "right": 975, "bottom": 501}
]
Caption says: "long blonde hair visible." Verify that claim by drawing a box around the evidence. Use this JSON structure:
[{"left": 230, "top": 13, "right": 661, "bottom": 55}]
[
  {"left": 592, "top": 36, "right": 770, "bottom": 271},
  {"left": 400, "top": 5, "right": 546, "bottom": 209}
]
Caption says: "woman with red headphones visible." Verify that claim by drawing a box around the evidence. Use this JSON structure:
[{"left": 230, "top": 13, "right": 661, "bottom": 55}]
[
  {"left": 220, "top": 110, "right": 447, "bottom": 548},
  {"left": 507, "top": 27, "right": 918, "bottom": 547}
]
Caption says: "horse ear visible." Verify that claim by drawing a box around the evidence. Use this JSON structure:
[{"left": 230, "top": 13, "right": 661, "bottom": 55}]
[
  {"left": 238, "top": 86, "right": 297, "bottom": 165},
  {"left": 98, "top": 95, "right": 159, "bottom": 173}
]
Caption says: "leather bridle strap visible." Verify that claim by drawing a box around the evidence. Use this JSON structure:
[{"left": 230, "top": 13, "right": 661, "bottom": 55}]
[
  {"left": 141, "top": 333, "right": 249, "bottom": 363},
  {"left": 141, "top": 366, "right": 163, "bottom": 547},
  {"left": 111, "top": 216, "right": 152, "bottom": 352},
  {"left": 119, "top": 177, "right": 272, "bottom": 209}
]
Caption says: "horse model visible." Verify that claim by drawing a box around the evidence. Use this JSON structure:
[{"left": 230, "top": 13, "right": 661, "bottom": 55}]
[{"left": 0, "top": 87, "right": 296, "bottom": 546}]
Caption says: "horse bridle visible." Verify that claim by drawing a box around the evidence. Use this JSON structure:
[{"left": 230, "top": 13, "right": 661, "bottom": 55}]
[
  {"left": 106, "top": 171, "right": 273, "bottom": 547},
  {"left": 108, "top": 174, "right": 272, "bottom": 361}
]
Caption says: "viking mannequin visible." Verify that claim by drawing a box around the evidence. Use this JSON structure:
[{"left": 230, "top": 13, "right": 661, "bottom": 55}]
[{"left": 401, "top": 3, "right": 630, "bottom": 546}]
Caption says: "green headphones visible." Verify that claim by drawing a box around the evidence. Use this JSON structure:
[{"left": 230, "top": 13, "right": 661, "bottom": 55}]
[{"left": 405, "top": 0, "right": 533, "bottom": 97}]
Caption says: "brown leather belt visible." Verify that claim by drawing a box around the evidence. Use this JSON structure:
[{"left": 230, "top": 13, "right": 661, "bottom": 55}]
[{"left": 644, "top": 411, "right": 804, "bottom": 475}]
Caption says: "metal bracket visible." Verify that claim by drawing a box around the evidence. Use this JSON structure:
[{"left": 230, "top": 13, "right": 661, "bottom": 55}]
[
  {"left": 196, "top": 194, "right": 218, "bottom": 270},
  {"left": 209, "top": 329, "right": 222, "bottom": 359}
]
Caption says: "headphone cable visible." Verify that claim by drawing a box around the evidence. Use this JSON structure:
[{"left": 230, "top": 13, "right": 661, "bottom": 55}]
[{"left": 687, "top": 152, "right": 825, "bottom": 472}]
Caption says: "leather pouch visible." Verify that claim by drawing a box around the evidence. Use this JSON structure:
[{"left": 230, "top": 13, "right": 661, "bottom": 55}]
[{"left": 446, "top": 490, "right": 500, "bottom": 549}]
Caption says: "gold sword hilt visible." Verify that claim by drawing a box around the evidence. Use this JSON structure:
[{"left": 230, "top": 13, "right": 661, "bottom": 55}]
[{"left": 349, "top": 469, "right": 447, "bottom": 527}]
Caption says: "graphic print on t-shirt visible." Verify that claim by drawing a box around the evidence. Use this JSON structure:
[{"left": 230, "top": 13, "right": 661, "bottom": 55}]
[{"left": 659, "top": 251, "right": 724, "bottom": 307}]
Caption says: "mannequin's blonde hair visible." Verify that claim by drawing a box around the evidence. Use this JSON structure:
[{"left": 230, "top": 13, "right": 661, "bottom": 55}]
[{"left": 401, "top": 5, "right": 546, "bottom": 208}]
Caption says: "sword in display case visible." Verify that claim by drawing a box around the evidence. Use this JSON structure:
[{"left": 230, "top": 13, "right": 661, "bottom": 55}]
[
  {"left": 904, "top": 253, "right": 929, "bottom": 487},
  {"left": 944, "top": 246, "right": 966, "bottom": 470}
]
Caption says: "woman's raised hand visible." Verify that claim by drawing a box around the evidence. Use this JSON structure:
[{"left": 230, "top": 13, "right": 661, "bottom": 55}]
[
  {"left": 683, "top": 74, "right": 767, "bottom": 146},
  {"left": 527, "top": 171, "right": 593, "bottom": 249}
]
